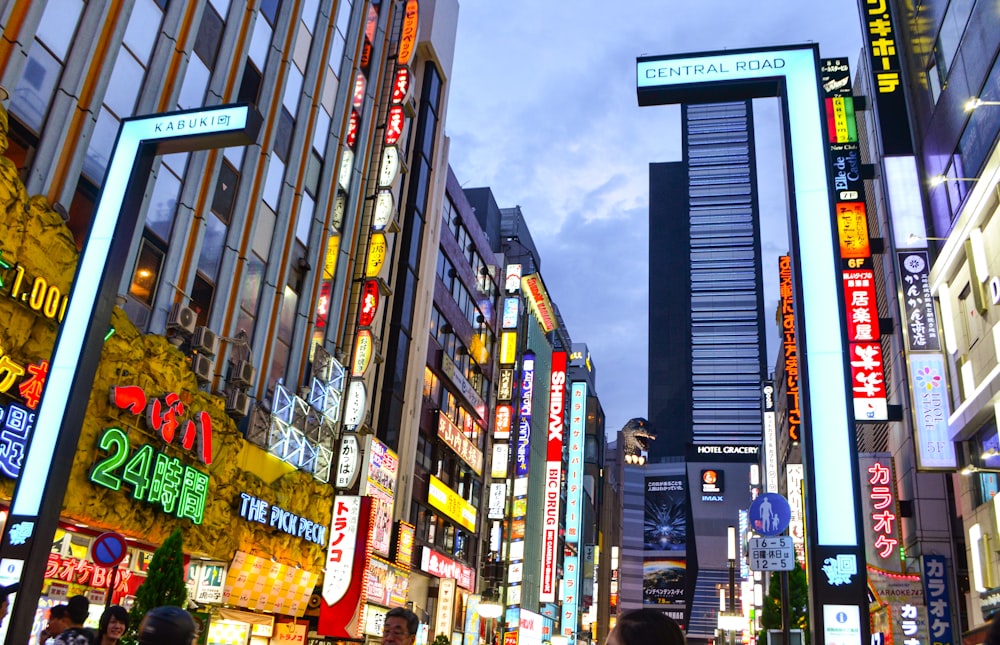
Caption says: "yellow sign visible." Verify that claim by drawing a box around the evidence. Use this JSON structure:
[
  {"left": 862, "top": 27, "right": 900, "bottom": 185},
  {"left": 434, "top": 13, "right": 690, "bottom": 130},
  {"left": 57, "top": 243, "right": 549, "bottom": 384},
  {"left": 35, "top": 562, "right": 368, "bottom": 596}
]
[
  {"left": 324, "top": 235, "right": 340, "bottom": 279},
  {"left": 367, "top": 233, "right": 387, "bottom": 277},
  {"left": 500, "top": 331, "right": 517, "bottom": 364},
  {"left": 352, "top": 330, "right": 373, "bottom": 377},
  {"left": 428, "top": 475, "right": 477, "bottom": 532}
]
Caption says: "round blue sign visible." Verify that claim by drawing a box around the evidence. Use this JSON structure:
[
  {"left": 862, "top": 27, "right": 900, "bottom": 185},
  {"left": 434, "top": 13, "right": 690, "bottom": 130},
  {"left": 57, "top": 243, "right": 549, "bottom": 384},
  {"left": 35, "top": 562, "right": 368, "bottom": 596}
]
[
  {"left": 91, "top": 532, "right": 128, "bottom": 568},
  {"left": 749, "top": 493, "right": 791, "bottom": 536}
]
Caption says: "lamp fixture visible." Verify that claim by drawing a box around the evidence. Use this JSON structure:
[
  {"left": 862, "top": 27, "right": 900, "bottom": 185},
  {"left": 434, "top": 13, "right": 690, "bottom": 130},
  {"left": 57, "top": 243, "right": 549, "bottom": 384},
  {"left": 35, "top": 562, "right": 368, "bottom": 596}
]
[
  {"left": 965, "top": 98, "right": 1000, "bottom": 112},
  {"left": 0, "top": 86, "right": 7, "bottom": 102},
  {"left": 980, "top": 447, "right": 1000, "bottom": 460},
  {"left": 960, "top": 465, "right": 1000, "bottom": 476},
  {"left": 906, "top": 233, "right": 949, "bottom": 244},
  {"left": 929, "top": 175, "right": 979, "bottom": 187}
]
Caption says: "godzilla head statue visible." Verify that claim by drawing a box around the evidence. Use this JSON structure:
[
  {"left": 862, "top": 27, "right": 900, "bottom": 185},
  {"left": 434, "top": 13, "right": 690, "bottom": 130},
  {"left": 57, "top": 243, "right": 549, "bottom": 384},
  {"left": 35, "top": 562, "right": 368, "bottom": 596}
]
[{"left": 622, "top": 417, "right": 655, "bottom": 459}]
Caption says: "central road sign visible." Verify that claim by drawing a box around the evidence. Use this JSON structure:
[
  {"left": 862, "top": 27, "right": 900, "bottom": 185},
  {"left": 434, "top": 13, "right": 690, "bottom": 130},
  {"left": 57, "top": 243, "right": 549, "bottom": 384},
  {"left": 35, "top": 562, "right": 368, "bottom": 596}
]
[{"left": 749, "top": 535, "right": 795, "bottom": 571}]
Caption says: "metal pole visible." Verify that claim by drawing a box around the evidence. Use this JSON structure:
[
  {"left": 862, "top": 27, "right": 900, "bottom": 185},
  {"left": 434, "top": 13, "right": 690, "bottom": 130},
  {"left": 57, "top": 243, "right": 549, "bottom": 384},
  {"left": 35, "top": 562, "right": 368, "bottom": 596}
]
[{"left": 780, "top": 572, "right": 790, "bottom": 645}]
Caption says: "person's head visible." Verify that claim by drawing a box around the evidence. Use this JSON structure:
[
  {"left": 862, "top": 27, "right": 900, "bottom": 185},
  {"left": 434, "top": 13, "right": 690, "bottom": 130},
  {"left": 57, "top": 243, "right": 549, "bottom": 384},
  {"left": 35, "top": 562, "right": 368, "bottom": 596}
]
[
  {"left": 0, "top": 584, "right": 15, "bottom": 621},
  {"left": 99, "top": 605, "right": 130, "bottom": 641},
  {"left": 66, "top": 595, "right": 90, "bottom": 626},
  {"left": 383, "top": 607, "right": 419, "bottom": 645},
  {"left": 47, "top": 604, "right": 70, "bottom": 635},
  {"left": 138, "top": 606, "right": 196, "bottom": 645},
  {"left": 607, "top": 609, "right": 685, "bottom": 645},
  {"left": 986, "top": 614, "right": 1000, "bottom": 645}
]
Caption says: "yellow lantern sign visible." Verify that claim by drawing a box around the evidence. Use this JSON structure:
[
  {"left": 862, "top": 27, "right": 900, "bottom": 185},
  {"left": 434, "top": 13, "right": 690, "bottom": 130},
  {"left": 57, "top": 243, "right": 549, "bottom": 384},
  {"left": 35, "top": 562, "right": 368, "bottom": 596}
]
[
  {"left": 352, "top": 330, "right": 373, "bottom": 377},
  {"left": 367, "top": 233, "right": 387, "bottom": 277}
]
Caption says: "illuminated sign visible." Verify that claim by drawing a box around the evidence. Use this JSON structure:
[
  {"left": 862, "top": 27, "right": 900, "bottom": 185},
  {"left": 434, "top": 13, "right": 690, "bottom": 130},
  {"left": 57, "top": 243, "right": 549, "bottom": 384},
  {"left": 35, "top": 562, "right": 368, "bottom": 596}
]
[
  {"left": 335, "top": 434, "right": 361, "bottom": 489},
  {"left": 391, "top": 67, "right": 411, "bottom": 104},
  {"left": 434, "top": 577, "right": 456, "bottom": 639},
  {"left": 366, "top": 233, "right": 387, "bottom": 277},
  {"left": 561, "top": 555, "right": 579, "bottom": 640},
  {"left": 367, "top": 439, "right": 398, "bottom": 558},
  {"left": 0, "top": 402, "right": 33, "bottom": 477},
  {"left": 352, "top": 330, "right": 373, "bottom": 377},
  {"left": 378, "top": 146, "right": 400, "bottom": 188},
  {"left": 565, "top": 382, "right": 586, "bottom": 544},
  {"left": 700, "top": 469, "right": 723, "bottom": 502},
  {"left": 491, "top": 443, "right": 509, "bottom": 479},
  {"left": 342, "top": 380, "right": 366, "bottom": 431},
  {"left": 898, "top": 252, "right": 940, "bottom": 352},
  {"left": 858, "top": 454, "right": 899, "bottom": 570},
  {"left": 346, "top": 110, "right": 360, "bottom": 148},
  {"left": 494, "top": 404, "right": 512, "bottom": 440},
  {"left": 352, "top": 73, "right": 366, "bottom": 108},
  {"left": 3, "top": 264, "right": 69, "bottom": 322},
  {"left": 359, "top": 280, "right": 380, "bottom": 327},
  {"left": 109, "top": 385, "right": 213, "bottom": 463},
  {"left": 498, "top": 368, "right": 514, "bottom": 400},
  {"left": 488, "top": 482, "right": 506, "bottom": 520},
  {"left": 238, "top": 492, "right": 327, "bottom": 546},
  {"left": 428, "top": 475, "right": 477, "bottom": 532},
  {"left": 762, "top": 382, "right": 779, "bottom": 493},
  {"left": 842, "top": 270, "right": 879, "bottom": 342},
  {"left": 907, "top": 354, "right": 956, "bottom": 469},
  {"left": 395, "top": 521, "right": 415, "bottom": 569},
  {"left": 521, "top": 273, "right": 557, "bottom": 333},
  {"left": 322, "top": 495, "right": 362, "bottom": 605},
  {"left": 921, "top": 555, "right": 954, "bottom": 645},
  {"left": 500, "top": 332, "right": 517, "bottom": 365},
  {"left": 420, "top": 547, "right": 474, "bottom": 590},
  {"left": 338, "top": 148, "right": 354, "bottom": 191},
  {"left": 502, "top": 297, "right": 519, "bottom": 328},
  {"left": 860, "top": 0, "right": 912, "bottom": 154},
  {"left": 778, "top": 256, "right": 801, "bottom": 443},
  {"left": 830, "top": 143, "right": 863, "bottom": 200},
  {"left": 373, "top": 192, "right": 394, "bottom": 231},
  {"left": 540, "top": 352, "right": 566, "bottom": 602},
  {"left": 397, "top": 0, "right": 419, "bottom": 65},
  {"left": 516, "top": 354, "right": 535, "bottom": 477},
  {"left": 836, "top": 203, "right": 872, "bottom": 259},
  {"left": 46, "top": 552, "right": 137, "bottom": 593},
  {"left": 384, "top": 106, "right": 405, "bottom": 146},
  {"left": 90, "top": 427, "right": 209, "bottom": 524},
  {"left": 505, "top": 264, "right": 522, "bottom": 293},
  {"left": 437, "top": 411, "right": 483, "bottom": 475}
]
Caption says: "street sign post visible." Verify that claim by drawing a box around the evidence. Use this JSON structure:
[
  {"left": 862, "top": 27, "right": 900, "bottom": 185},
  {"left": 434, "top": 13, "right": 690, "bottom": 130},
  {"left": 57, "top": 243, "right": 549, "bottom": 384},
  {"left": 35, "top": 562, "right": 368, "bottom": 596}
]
[{"left": 749, "top": 536, "right": 795, "bottom": 571}]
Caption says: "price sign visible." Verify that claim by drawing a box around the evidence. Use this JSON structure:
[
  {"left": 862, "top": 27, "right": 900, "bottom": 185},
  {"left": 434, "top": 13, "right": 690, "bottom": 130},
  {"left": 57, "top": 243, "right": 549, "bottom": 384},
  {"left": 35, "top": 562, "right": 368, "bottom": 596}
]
[{"left": 748, "top": 536, "right": 795, "bottom": 571}]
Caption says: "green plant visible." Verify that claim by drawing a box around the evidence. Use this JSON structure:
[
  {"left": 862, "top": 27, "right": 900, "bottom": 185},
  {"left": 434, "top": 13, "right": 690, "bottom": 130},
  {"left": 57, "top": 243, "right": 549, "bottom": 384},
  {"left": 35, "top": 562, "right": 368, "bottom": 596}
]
[
  {"left": 758, "top": 565, "right": 810, "bottom": 645},
  {"left": 122, "top": 528, "right": 188, "bottom": 645},
  {"left": 433, "top": 635, "right": 451, "bottom": 645}
]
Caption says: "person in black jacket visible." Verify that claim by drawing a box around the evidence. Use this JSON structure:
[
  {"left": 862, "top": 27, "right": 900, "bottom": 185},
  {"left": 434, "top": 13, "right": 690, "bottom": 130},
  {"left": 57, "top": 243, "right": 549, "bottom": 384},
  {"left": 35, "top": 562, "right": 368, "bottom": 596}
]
[
  {"left": 52, "top": 596, "right": 96, "bottom": 645},
  {"left": 137, "top": 606, "right": 196, "bottom": 645}
]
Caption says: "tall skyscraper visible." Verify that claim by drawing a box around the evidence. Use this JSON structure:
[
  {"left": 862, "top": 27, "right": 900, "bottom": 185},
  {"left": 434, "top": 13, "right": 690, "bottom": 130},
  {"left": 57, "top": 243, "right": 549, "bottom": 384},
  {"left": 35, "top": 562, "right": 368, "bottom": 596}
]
[
  {"left": 648, "top": 100, "right": 767, "bottom": 460},
  {"left": 642, "top": 100, "right": 765, "bottom": 642}
]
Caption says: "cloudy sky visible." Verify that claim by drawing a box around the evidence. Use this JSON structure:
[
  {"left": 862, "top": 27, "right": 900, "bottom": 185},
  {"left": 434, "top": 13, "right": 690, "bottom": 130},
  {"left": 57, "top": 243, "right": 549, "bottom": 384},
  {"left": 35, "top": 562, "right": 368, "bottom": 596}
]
[{"left": 444, "top": 1, "right": 866, "bottom": 439}]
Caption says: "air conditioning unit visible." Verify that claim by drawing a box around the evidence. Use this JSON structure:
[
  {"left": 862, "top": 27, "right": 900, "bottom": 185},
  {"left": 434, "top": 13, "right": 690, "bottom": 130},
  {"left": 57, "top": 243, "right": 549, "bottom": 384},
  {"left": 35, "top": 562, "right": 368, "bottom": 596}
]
[
  {"left": 191, "top": 353, "right": 214, "bottom": 383},
  {"left": 167, "top": 303, "right": 197, "bottom": 336},
  {"left": 191, "top": 326, "right": 218, "bottom": 357},
  {"left": 230, "top": 359, "right": 256, "bottom": 388},
  {"left": 226, "top": 389, "right": 251, "bottom": 418}
]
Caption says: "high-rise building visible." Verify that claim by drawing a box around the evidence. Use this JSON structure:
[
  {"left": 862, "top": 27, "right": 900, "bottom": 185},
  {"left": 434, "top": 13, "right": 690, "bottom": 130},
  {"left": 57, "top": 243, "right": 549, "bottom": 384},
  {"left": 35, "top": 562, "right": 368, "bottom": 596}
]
[
  {"left": 648, "top": 100, "right": 768, "bottom": 461},
  {"left": 643, "top": 100, "right": 765, "bottom": 643},
  {"left": 0, "top": 0, "right": 466, "bottom": 642},
  {"left": 861, "top": 0, "right": 1000, "bottom": 638}
]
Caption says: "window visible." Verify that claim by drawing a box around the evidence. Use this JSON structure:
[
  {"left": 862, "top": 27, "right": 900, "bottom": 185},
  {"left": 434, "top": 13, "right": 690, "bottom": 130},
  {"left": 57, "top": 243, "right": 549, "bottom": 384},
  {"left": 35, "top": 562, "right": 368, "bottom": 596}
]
[
  {"left": 211, "top": 161, "right": 239, "bottom": 222},
  {"left": 128, "top": 238, "right": 165, "bottom": 306},
  {"left": 191, "top": 274, "right": 215, "bottom": 327}
]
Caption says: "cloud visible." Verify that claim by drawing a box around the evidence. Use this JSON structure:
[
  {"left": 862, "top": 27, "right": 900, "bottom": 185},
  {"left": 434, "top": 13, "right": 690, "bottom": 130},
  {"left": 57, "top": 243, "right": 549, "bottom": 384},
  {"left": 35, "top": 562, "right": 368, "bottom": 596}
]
[{"left": 446, "top": 0, "right": 865, "bottom": 436}]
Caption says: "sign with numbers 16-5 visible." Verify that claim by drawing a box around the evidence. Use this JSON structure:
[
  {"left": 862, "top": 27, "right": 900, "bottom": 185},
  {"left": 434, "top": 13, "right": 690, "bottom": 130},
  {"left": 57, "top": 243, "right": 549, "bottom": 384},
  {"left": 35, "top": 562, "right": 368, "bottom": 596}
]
[{"left": 749, "top": 535, "right": 795, "bottom": 571}]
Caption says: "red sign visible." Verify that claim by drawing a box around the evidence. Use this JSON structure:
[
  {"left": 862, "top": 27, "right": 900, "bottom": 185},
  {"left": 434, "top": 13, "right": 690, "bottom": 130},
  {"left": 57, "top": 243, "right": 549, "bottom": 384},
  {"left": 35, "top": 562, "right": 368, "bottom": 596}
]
[
  {"left": 352, "top": 73, "right": 367, "bottom": 108},
  {"left": 391, "top": 67, "right": 410, "bottom": 104},
  {"left": 494, "top": 404, "right": 512, "bottom": 440},
  {"left": 842, "top": 269, "right": 879, "bottom": 342},
  {"left": 318, "top": 497, "right": 374, "bottom": 639},
  {"left": 346, "top": 110, "right": 360, "bottom": 149},
  {"left": 419, "top": 546, "right": 474, "bottom": 590},
  {"left": 384, "top": 106, "right": 405, "bottom": 146},
  {"left": 45, "top": 553, "right": 141, "bottom": 599},
  {"left": 850, "top": 341, "right": 887, "bottom": 416},
  {"left": 359, "top": 280, "right": 380, "bottom": 327},
  {"left": 110, "top": 385, "right": 213, "bottom": 463}
]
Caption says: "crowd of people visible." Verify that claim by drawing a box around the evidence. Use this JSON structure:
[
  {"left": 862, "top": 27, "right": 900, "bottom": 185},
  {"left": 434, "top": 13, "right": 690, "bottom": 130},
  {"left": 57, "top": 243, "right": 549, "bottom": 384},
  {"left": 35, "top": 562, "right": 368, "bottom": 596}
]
[
  {"left": 0, "top": 585, "right": 196, "bottom": 645},
  {"left": 0, "top": 582, "right": 688, "bottom": 645}
]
